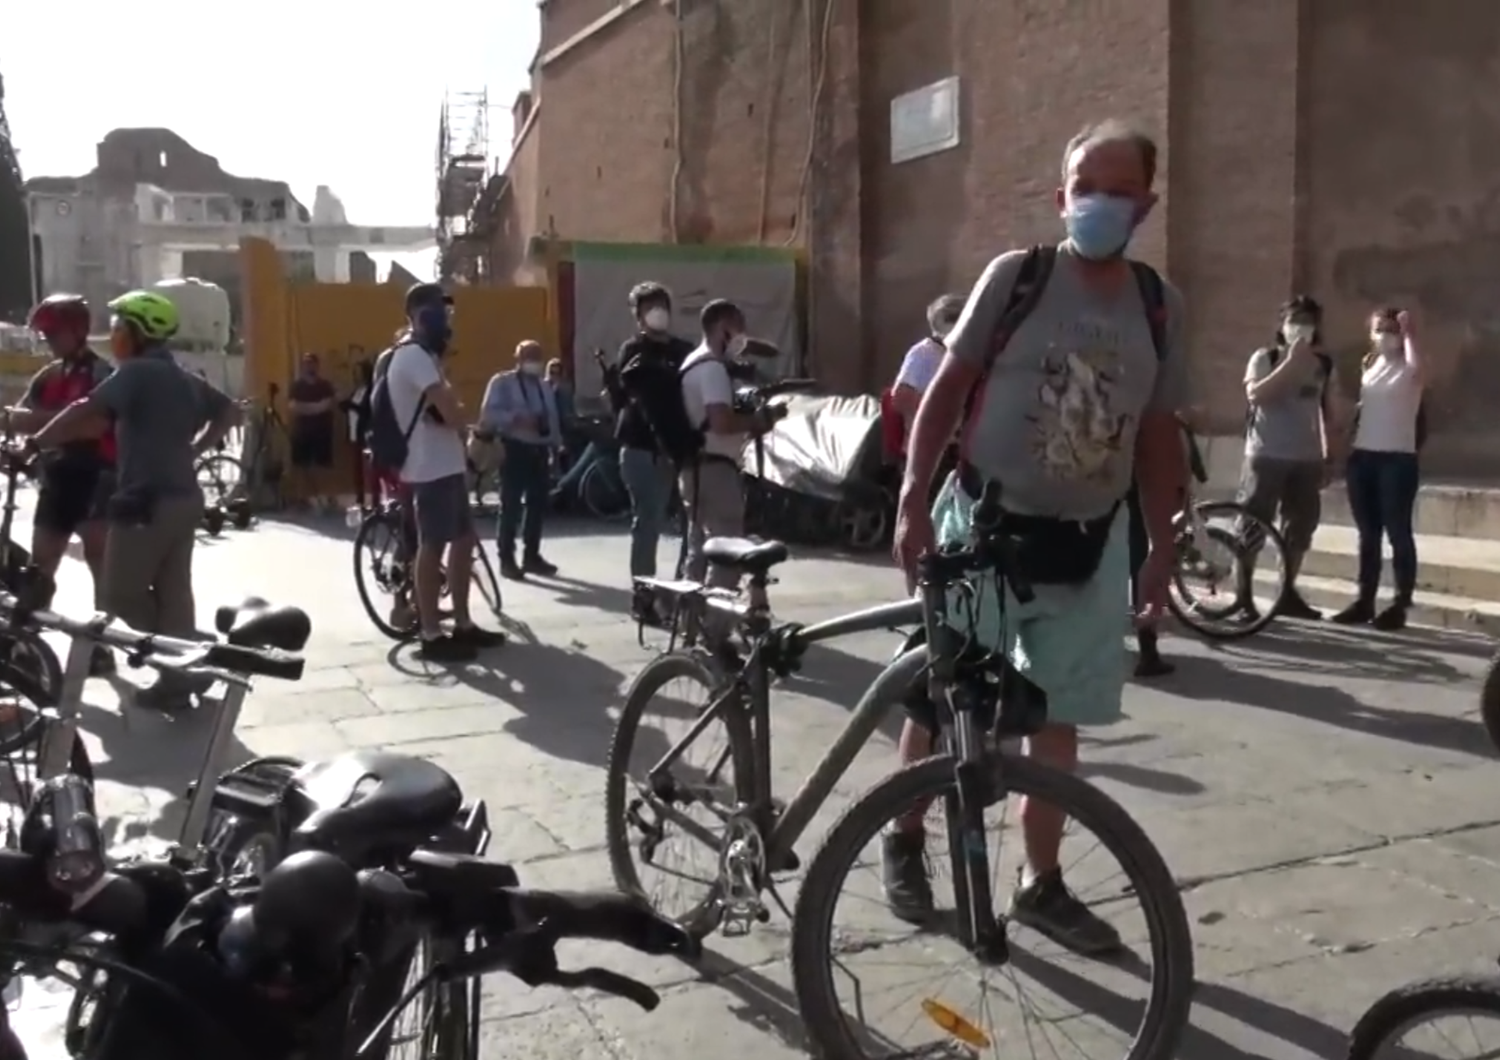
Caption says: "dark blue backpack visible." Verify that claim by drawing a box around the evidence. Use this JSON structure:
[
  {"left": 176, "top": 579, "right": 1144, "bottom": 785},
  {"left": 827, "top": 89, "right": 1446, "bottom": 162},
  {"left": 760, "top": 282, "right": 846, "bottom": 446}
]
[{"left": 366, "top": 356, "right": 426, "bottom": 474}]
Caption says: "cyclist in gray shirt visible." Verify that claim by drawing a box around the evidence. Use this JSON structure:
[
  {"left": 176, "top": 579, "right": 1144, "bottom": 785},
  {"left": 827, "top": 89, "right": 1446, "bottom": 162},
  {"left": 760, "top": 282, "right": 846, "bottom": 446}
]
[{"left": 31, "top": 290, "right": 239, "bottom": 711}]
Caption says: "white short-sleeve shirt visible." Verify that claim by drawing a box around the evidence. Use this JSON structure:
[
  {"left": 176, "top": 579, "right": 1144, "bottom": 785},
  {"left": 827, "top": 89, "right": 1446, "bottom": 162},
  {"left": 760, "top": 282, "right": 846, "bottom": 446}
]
[{"left": 386, "top": 342, "right": 466, "bottom": 483}]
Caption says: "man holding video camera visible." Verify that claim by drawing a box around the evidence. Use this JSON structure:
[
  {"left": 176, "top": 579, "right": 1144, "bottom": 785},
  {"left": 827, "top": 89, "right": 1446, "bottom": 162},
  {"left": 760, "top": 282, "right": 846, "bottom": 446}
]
[{"left": 678, "top": 299, "right": 785, "bottom": 589}]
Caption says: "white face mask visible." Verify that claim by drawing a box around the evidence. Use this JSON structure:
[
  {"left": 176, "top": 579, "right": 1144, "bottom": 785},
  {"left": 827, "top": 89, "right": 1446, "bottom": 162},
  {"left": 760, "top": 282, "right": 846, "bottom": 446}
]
[
  {"left": 520, "top": 360, "right": 544, "bottom": 376},
  {"left": 1283, "top": 322, "right": 1314, "bottom": 346},
  {"left": 642, "top": 308, "right": 670, "bottom": 332},
  {"left": 725, "top": 333, "right": 749, "bottom": 358},
  {"left": 1374, "top": 334, "right": 1403, "bottom": 356}
]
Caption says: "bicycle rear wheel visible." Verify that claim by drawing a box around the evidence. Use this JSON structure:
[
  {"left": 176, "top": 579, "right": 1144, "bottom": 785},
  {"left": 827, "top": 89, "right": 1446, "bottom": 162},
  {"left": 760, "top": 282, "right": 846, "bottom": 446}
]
[
  {"left": 580, "top": 461, "right": 629, "bottom": 520},
  {"left": 353, "top": 507, "right": 417, "bottom": 641},
  {"left": 1169, "top": 499, "right": 1288, "bottom": 640},
  {"left": 791, "top": 752, "right": 1194, "bottom": 1060},
  {"left": 0, "top": 630, "right": 63, "bottom": 757},
  {"left": 196, "top": 452, "right": 244, "bottom": 507}
]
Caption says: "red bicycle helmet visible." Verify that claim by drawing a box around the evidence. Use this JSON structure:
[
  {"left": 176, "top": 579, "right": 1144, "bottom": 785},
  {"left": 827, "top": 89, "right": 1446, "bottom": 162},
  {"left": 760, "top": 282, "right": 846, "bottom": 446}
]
[{"left": 28, "top": 293, "right": 91, "bottom": 336}]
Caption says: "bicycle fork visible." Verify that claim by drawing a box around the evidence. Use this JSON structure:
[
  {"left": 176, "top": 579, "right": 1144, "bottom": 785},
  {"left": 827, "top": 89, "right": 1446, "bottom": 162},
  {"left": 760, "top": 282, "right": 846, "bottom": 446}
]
[{"left": 920, "top": 565, "right": 1009, "bottom": 966}]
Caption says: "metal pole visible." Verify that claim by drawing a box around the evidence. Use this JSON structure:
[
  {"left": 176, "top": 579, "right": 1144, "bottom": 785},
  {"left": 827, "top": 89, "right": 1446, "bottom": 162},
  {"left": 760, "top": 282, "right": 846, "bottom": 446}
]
[{"left": 22, "top": 193, "right": 38, "bottom": 307}]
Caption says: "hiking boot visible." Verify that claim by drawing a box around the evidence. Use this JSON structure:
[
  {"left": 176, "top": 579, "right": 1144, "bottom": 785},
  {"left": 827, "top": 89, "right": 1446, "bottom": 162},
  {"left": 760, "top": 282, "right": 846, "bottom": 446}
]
[
  {"left": 881, "top": 829, "right": 934, "bottom": 924},
  {"left": 1009, "top": 868, "right": 1123, "bottom": 957},
  {"left": 522, "top": 554, "right": 558, "bottom": 577},
  {"left": 1279, "top": 591, "right": 1322, "bottom": 621},
  {"left": 1372, "top": 601, "right": 1409, "bottom": 632},
  {"left": 452, "top": 624, "right": 506, "bottom": 650},
  {"left": 417, "top": 633, "right": 477, "bottom": 663},
  {"left": 1330, "top": 600, "right": 1375, "bottom": 625},
  {"left": 499, "top": 557, "right": 525, "bottom": 581}
]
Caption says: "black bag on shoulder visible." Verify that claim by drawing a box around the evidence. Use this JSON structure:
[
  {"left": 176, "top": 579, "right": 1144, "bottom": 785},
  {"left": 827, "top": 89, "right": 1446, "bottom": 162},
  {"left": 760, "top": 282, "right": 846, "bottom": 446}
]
[{"left": 956, "top": 245, "right": 1170, "bottom": 586}]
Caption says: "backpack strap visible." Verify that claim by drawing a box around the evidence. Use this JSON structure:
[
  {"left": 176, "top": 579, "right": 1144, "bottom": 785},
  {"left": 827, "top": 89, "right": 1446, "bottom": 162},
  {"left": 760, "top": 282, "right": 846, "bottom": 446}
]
[{"left": 1128, "top": 260, "right": 1168, "bottom": 362}]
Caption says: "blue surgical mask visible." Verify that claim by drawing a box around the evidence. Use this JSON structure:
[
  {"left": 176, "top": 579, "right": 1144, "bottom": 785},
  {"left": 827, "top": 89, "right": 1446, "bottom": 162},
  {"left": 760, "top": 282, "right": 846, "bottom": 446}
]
[
  {"left": 1064, "top": 194, "right": 1138, "bottom": 261},
  {"left": 414, "top": 304, "right": 451, "bottom": 354}
]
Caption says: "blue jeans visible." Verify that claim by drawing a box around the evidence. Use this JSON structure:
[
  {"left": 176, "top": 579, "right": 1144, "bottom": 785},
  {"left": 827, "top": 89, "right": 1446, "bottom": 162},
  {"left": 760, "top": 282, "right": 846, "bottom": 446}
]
[
  {"left": 618, "top": 447, "right": 674, "bottom": 578},
  {"left": 1345, "top": 448, "right": 1419, "bottom": 603}
]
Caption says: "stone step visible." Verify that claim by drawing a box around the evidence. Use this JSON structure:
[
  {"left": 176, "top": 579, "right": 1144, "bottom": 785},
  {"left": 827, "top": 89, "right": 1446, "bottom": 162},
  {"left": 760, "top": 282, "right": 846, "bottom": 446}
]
[
  {"left": 1253, "top": 570, "right": 1500, "bottom": 635},
  {"left": 1300, "top": 524, "right": 1500, "bottom": 601},
  {"left": 1320, "top": 484, "right": 1500, "bottom": 541}
]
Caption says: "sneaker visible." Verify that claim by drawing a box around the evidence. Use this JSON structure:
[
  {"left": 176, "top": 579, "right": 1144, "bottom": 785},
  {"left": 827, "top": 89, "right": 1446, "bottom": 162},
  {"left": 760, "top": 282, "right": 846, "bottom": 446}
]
[
  {"left": 1009, "top": 868, "right": 1123, "bottom": 957},
  {"left": 417, "top": 634, "right": 477, "bottom": 663},
  {"left": 1279, "top": 591, "right": 1323, "bottom": 621},
  {"left": 452, "top": 624, "right": 507, "bottom": 649},
  {"left": 522, "top": 554, "right": 558, "bottom": 577},
  {"left": 1330, "top": 600, "right": 1375, "bottom": 625},
  {"left": 499, "top": 558, "right": 525, "bottom": 582},
  {"left": 880, "top": 829, "right": 934, "bottom": 924},
  {"left": 1372, "top": 602, "right": 1409, "bottom": 632},
  {"left": 388, "top": 600, "right": 416, "bottom": 631},
  {"left": 89, "top": 647, "right": 116, "bottom": 677}
]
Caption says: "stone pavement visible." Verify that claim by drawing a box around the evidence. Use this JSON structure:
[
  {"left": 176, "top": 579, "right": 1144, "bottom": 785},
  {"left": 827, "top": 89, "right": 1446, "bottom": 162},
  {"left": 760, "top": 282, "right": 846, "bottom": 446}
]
[{"left": 7, "top": 501, "right": 1500, "bottom": 1059}]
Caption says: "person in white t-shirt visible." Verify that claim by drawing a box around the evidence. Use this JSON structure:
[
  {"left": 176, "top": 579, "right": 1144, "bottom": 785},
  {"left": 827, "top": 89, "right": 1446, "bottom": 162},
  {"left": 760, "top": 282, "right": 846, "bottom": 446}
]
[
  {"left": 1332, "top": 305, "right": 1425, "bottom": 630},
  {"left": 890, "top": 293, "right": 965, "bottom": 435},
  {"left": 385, "top": 283, "right": 506, "bottom": 661},
  {"left": 678, "top": 299, "right": 784, "bottom": 589}
]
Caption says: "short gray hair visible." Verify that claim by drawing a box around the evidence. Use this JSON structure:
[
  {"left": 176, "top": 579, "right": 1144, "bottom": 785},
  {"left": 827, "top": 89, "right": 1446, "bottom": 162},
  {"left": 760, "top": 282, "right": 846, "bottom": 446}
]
[
  {"left": 1062, "top": 119, "right": 1158, "bottom": 186},
  {"left": 926, "top": 293, "right": 966, "bottom": 333}
]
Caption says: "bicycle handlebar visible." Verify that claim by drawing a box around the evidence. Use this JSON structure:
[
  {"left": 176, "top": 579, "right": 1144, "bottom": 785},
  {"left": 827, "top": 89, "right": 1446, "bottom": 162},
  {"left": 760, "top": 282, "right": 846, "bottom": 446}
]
[{"left": 0, "top": 591, "right": 306, "bottom": 681}]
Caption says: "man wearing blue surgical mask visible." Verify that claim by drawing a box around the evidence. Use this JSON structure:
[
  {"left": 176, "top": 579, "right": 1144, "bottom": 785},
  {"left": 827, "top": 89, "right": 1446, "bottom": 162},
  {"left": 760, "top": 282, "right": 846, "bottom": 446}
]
[{"left": 889, "top": 121, "right": 1190, "bottom": 953}]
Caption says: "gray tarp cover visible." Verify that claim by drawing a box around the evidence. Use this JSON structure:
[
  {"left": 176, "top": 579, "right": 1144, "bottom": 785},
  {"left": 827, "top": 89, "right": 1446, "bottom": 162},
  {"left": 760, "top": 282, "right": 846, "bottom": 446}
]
[{"left": 743, "top": 393, "right": 883, "bottom": 500}]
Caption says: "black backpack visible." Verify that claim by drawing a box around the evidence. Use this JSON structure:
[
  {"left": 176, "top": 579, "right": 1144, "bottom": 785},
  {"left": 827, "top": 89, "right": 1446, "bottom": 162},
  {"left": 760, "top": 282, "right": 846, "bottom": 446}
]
[
  {"left": 958, "top": 244, "right": 1169, "bottom": 453},
  {"left": 1244, "top": 344, "right": 1334, "bottom": 435},
  {"left": 366, "top": 346, "right": 426, "bottom": 473},
  {"left": 619, "top": 352, "right": 714, "bottom": 464}
]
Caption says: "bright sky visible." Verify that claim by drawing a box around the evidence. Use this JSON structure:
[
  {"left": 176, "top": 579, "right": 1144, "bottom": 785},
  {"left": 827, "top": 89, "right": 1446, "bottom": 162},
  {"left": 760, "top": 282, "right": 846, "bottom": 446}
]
[{"left": 2, "top": 0, "right": 538, "bottom": 281}]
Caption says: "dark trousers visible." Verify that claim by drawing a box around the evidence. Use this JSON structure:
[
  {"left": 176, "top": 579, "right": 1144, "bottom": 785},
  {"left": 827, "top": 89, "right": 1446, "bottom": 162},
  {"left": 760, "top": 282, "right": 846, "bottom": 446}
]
[
  {"left": 498, "top": 440, "right": 550, "bottom": 561},
  {"left": 1345, "top": 449, "right": 1420, "bottom": 603}
]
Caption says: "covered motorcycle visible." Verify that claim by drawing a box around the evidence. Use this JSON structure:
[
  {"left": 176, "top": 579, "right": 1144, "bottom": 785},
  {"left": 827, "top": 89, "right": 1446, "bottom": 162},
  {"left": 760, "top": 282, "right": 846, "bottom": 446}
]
[{"left": 741, "top": 392, "right": 894, "bottom": 551}]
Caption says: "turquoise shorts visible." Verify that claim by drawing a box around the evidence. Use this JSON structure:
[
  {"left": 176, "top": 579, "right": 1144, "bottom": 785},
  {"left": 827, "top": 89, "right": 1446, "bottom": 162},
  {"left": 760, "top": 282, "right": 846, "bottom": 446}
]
[{"left": 932, "top": 475, "right": 1129, "bottom": 728}]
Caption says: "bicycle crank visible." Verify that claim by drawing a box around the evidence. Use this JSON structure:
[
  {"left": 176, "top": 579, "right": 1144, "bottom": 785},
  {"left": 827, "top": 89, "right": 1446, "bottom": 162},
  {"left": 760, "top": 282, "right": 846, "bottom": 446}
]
[{"left": 715, "top": 811, "right": 769, "bottom": 937}]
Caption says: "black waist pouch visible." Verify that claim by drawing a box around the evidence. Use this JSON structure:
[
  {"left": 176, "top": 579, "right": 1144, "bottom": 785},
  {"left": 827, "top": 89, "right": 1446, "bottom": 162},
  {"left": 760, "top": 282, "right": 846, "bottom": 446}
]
[
  {"left": 106, "top": 485, "right": 158, "bottom": 526},
  {"left": 958, "top": 464, "right": 1118, "bottom": 586}
]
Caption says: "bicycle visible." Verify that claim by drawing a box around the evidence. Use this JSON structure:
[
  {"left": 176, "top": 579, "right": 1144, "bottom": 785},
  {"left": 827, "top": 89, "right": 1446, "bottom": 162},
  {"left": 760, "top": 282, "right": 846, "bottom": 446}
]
[
  {"left": 1347, "top": 972, "right": 1500, "bottom": 1059},
  {"left": 0, "top": 772, "right": 696, "bottom": 1060},
  {"left": 607, "top": 485, "right": 1193, "bottom": 1060},
  {"left": 351, "top": 497, "right": 504, "bottom": 641}
]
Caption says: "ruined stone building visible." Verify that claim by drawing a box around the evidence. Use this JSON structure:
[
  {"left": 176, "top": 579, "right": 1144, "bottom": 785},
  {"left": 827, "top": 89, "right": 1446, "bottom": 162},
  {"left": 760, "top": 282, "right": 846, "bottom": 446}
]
[{"left": 480, "top": 0, "right": 1500, "bottom": 480}]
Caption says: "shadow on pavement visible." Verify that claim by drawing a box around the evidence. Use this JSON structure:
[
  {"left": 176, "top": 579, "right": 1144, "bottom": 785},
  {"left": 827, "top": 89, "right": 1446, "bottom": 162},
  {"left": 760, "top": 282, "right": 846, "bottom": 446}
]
[
  {"left": 1211, "top": 620, "right": 1489, "bottom": 681},
  {"left": 1164, "top": 649, "right": 1488, "bottom": 758}
]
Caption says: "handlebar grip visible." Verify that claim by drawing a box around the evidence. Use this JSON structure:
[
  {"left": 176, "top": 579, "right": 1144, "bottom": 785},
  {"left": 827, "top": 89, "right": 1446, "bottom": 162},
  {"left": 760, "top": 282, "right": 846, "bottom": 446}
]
[
  {"left": 202, "top": 642, "right": 306, "bottom": 681},
  {"left": 509, "top": 889, "right": 699, "bottom": 958}
]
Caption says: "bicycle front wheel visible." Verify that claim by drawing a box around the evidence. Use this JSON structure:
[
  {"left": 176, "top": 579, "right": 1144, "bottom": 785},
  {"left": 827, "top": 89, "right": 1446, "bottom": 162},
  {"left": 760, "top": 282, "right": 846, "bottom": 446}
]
[
  {"left": 791, "top": 752, "right": 1194, "bottom": 1060},
  {"left": 1168, "top": 499, "right": 1288, "bottom": 640},
  {"left": 470, "top": 543, "right": 504, "bottom": 623},
  {"left": 1348, "top": 975, "right": 1500, "bottom": 1059},
  {"left": 196, "top": 452, "right": 244, "bottom": 507},
  {"left": 580, "top": 461, "right": 629, "bottom": 520}
]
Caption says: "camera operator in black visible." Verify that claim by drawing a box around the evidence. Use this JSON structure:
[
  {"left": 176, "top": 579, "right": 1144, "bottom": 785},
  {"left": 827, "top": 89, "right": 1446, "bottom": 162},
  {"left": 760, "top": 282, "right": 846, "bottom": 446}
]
[
  {"left": 612, "top": 283, "right": 694, "bottom": 585},
  {"left": 678, "top": 300, "right": 784, "bottom": 589}
]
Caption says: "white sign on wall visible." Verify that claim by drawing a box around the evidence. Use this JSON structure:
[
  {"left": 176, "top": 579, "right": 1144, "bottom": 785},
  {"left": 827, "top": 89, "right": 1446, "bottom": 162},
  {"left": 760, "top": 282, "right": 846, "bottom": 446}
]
[{"left": 890, "top": 76, "right": 961, "bottom": 164}]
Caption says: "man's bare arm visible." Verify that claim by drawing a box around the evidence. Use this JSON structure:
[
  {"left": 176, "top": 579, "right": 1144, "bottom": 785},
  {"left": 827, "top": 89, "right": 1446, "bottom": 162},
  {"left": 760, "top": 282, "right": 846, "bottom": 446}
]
[
  {"left": 1133, "top": 411, "right": 1188, "bottom": 553},
  {"left": 902, "top": 354, "right": 977, "bottom": 502},
  {"left": 33, "top": 397, "right": 110, "bottom": 449}
]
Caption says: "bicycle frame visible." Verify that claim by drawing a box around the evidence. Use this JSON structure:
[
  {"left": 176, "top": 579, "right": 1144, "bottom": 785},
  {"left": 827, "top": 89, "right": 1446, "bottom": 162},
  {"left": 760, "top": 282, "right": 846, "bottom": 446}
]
[
  {"left": 646, "top": 596, "right": 924, "bottom": 869},
  {"left": 36, "top": 632, "right": 251, "bottom": 862}
]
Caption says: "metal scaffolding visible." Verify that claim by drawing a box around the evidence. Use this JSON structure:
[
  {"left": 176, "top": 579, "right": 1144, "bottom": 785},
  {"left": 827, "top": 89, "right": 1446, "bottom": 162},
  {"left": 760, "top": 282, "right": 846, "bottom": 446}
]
[
  {"left": 435, "top": 89, "right": 491, "bottom": 283},
  {"left": 0, "top": 71, "right": 32, "bottom": 321}
]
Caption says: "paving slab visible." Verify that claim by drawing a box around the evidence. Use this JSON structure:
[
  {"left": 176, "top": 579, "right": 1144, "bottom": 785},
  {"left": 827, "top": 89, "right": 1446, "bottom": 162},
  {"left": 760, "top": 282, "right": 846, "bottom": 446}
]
[{"left": 4, "top": 499, "right": 1500, "bottom": 1058}]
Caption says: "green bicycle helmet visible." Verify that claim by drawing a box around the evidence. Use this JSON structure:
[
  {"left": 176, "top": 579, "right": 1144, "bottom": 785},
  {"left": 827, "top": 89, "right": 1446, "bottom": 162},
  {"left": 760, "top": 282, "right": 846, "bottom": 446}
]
[{"left": 106, "top": 290, "right": 180, "bottom": 341}]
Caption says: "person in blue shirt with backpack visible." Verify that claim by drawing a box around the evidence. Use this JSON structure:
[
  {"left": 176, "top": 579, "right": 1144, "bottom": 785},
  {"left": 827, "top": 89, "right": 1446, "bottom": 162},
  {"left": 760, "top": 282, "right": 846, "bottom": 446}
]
[
  {"left": 369, "top": 283, "right": 505, "bottom": 662},
  {"left": 891, "top": 121, "right": 1190, "bottom": 954}
]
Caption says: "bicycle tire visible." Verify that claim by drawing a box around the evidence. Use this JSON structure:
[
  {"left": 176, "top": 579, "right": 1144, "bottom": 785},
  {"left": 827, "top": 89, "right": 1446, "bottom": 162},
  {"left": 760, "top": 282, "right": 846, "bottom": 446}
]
[
  {"left": 195, "top": 452, "right": 244, "bottom": 507},
  {"left": 1347, "top": 974, "right": 1500, "bottom": 1060},
  {"left": 580, "top": 461, "right": 629, "bottom": 521},
  {"left": 0, "top": 631, "right": 64, "bottom": 757},
  {"left": 1482, "top": 650, "right": 1500, "bottom": 757},
  {"left": 470, "top": 544, "right": 504, "bottom": 623},
  {"left": 790, "top": 752, "right": 1195, "bottom": 1060},
  {"left": 0, "top": 649, "right": 91, "bottom": 786},
  {"left": 1168, "top": 500, "right": 1288, "bottom": 641},
  {"left": 604, "top": 649, "right": 753, "bottom": 940},
  {"left": 353, "top": 507, "right": 416, "bottom": 641}
]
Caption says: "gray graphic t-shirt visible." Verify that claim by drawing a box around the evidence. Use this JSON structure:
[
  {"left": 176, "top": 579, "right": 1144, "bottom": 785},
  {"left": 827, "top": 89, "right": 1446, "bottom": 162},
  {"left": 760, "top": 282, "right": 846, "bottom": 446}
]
[
  {"left": 945, "top": 247, "right": 1189, "bottom": 520},
  {"left": 1243, "top": 347, "right": 1326, "bottom": 462}
]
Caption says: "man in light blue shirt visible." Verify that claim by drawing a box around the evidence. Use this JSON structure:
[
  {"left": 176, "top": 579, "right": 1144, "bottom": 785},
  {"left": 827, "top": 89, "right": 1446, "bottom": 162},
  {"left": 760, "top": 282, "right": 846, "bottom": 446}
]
[{"left": 481, "top": 340, "right": 563, "bottom": 579}]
